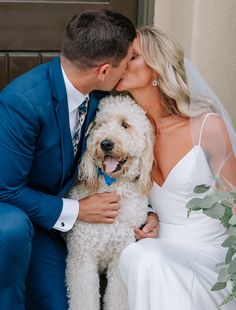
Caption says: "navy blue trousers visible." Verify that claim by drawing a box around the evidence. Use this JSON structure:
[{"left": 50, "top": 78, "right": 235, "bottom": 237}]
[{"left": 0, "top": 203, "right": 68, "bottom": 310}]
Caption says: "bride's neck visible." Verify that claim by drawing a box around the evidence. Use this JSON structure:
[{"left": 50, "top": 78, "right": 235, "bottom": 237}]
[{"left": 130, "top": 87, "right": 164, "bottom": 127}]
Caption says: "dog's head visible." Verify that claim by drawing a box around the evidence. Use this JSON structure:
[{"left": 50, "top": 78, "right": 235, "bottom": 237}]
[{"left": 79, "top": 95, "right": 154, "bottom": 194}]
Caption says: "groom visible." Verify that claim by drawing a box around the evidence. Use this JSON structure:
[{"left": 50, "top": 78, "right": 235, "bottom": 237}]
[{"left": 0, "top": 9, "right": 158, "bottom": 310}]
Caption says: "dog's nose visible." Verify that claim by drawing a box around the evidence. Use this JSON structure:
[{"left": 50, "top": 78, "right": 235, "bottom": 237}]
[{"left": 100, "top": 139, "right": 114, "bottom": 152}]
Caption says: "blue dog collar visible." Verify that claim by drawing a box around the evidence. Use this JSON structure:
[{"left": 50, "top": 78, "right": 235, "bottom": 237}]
[{"left": 97, "top": 167, "right": 117, "bottom": 186}]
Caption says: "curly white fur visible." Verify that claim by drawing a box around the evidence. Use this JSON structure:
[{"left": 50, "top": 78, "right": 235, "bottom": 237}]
[{"left": 65, "top": 95, "right": 154, "bottom": 310}]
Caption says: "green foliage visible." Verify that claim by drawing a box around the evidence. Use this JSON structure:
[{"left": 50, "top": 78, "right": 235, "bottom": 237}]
[{"left": 186, "top": 182, "right": 236, "bottom": 304}]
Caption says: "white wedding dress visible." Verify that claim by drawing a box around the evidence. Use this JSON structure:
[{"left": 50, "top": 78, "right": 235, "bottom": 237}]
[{"left": 119, "top": 114, "right": 236, "bottom": 310}]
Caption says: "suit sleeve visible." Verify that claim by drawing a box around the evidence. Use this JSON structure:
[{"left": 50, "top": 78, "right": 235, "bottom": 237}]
[{"left": 0, "top": 91, "right": 63, "bottom": 230}]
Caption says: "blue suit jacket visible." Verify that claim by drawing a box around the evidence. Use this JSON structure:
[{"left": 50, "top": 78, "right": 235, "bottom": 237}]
[{"left": 0, "top": 57, "right": 107, "bottom": 229}]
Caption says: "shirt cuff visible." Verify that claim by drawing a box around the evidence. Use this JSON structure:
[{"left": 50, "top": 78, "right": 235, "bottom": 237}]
[
  {"left": 147, "top": 206, "right": 157, "bottom": 214},
  {"left": 53, "top": 198, "right": 79, "bottom": 232}
]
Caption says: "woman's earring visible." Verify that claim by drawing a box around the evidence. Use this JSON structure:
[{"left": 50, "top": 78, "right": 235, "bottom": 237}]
[{"left": 152, "top": 79, "right": 158, "bottom": 87}]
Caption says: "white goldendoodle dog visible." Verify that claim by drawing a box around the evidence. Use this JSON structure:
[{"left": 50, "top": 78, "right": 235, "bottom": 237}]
[{"left": 65, "top": 95, "right": 154, "bottom": 310}]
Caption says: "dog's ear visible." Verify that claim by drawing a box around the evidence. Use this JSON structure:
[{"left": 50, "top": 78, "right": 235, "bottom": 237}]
[
  {"left": 78, "top": 151, "right": 99, "bottom": 193},
  {"left": 137, "top": 126, "right": 154, "bottom": 194}
]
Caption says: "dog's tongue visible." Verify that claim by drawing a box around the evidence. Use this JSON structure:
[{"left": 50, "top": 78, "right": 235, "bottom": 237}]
[{"left": 104, "top": 156, "right": 119, "bottom": 173}]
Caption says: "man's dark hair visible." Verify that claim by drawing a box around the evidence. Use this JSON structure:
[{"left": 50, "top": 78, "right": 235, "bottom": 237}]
[{"left": 61, "top": 9, "right": 136, "bottom": 69}]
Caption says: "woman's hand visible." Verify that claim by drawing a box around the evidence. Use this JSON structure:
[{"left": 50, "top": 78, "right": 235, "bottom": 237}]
[{"left": 133, "top": 212, "right": 159, "bottom": 240}]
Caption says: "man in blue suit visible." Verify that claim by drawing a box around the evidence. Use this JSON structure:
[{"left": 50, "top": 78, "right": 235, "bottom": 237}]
[{"left": 0, "top": 9, "right": 158, "bottom": 310}]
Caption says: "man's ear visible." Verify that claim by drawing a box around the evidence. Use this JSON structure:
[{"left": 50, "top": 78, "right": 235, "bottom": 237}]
[{"left": 97, "top": 64, "right": 111, "bottom": 81}]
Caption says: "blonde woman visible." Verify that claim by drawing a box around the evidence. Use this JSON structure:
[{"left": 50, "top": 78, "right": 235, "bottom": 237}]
[{"left": 116, "top": 27, "right": 236, "bottom": 310}]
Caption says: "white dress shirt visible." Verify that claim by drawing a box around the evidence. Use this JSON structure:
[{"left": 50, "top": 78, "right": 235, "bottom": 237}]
[{"left": 53, "top": 66, "right": 89, "bottom": 232}]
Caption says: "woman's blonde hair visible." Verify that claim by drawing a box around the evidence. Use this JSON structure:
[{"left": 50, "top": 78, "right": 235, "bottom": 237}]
[{"left": 137, "top": 26, "right": 216, "bottom": 117}]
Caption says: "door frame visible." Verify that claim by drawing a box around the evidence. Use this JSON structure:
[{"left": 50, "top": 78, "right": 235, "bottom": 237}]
[{"left": 138, "top": 0, "right": 155, "bottom": 26}]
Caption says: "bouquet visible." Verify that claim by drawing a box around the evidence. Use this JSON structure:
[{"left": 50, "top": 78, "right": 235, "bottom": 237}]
[{"left": 186, "top": 178, "right": 236, "bottom": 305}]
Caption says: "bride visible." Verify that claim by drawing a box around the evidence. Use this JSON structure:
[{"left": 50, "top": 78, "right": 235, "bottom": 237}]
[{"left": 116, "top": 26, "right": 236, "bottom": 310}]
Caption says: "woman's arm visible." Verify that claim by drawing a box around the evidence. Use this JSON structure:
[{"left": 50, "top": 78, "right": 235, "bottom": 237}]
[{"left": 202, "top": 114, "right": 236, "bottom": 188}]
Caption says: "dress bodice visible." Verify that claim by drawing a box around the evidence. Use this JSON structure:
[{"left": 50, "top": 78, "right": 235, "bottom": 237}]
[
  {"left": 149, "top": 115, "right": 227, "bottom": 245},
  {"left": 149, "top": 145, "right": 213, "bottom": 224}
]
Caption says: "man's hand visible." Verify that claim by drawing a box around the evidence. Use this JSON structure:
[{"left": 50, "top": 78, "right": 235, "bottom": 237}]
[
  {"left": 133, "top": 212, "right": 159, "bottom": 240},
  {"left": 78, "top": 192, "right": 121, "bottom": 224}
]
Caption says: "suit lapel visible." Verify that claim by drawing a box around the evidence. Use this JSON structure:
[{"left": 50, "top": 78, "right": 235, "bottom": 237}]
[
  {"left": 49, "top": 57, "right": 74, "bottom": 189},
  {"left": 80, "top": 92, "right": 100, "bottom": 156}
]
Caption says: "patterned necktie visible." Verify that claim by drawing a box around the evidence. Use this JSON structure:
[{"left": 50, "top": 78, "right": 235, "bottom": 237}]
[{"left": 72, "top": 97, "right": 89, "bottom": 155}]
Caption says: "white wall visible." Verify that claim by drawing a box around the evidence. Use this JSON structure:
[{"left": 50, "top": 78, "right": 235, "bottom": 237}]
[{"left": 154, "top": 0, "right": 236, "bottom": 124}]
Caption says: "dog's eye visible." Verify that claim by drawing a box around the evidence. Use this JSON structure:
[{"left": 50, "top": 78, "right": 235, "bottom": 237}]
[{"left": 121, "top": 121, "right": 129, "bottom": 129}]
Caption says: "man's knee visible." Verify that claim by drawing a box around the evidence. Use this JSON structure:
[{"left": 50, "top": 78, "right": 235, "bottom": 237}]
[
  {"left": 0, "top": 203, "right": 34, "bottom": 250},
  {"left": 0, "top": 204, "right": 34, "bottom": 308}
]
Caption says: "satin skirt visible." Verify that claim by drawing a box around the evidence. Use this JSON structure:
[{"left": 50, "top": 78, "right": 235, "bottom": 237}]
[{"left": 119, "top": 235, "right": 236, "bottom": 310}]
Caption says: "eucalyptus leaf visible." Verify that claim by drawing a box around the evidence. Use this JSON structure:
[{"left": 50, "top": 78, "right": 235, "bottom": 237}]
[
  {"left": 203, "top": 203, "right": 225, "bottom": 219},
  {"left": 225, "top": 248, "right": 236, "bottom": 264},
  {"left": 215, "top": 191, "right": 232, "bottom": 200},
  {"left": 228, "top": 226, "right": 236, "bottom": 237},
  {"left": 201, "top": 196, "right": 220, "bottom": 210},
  {"left": 193, "top": 184, "right": 211, "bottom": 194},
  {"left": 186, "top": 198, "right": 202, "bottom": 210},
  {"left": 211, "top": 282, "right": 227, "bottom": 291},
  {"left": 221, "top": 200, "right": 233, "bottom": 209},
  {"left": 187, "top": 178, "right": 236, "bottom": 303},
  {"left": 229, "top": 215, "right": 236, "bottom": 226},
  {"left": 222, "top": 235, "right": 236, "bottom": 248},
  {"left": 221, "top": 206, "right": 233, "bottom": 228},
  {"left": 228, "top": 257, "right": 236, "bottom": 274},
  {"left": 217, "top": 266, "right": 230, "bottom": 282}
]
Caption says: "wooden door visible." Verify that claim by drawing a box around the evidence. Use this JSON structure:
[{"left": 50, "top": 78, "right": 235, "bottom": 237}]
[{"left": 0, "top": 0, "right": 138, "bottom": 90}]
